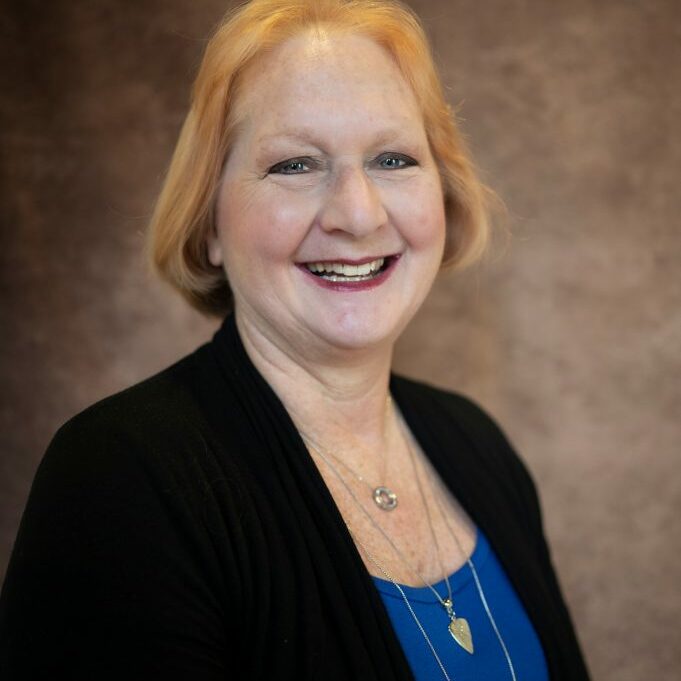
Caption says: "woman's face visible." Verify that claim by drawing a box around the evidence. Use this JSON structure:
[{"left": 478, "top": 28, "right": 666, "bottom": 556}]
[{"left": 208, "top": 32, "right": 446, "bottom": 357}]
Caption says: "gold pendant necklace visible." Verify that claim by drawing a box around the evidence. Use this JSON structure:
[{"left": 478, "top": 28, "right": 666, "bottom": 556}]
[
  {"left": 443, "top": 598, "right": 474, "bottom": 654},
  {"left": 304, "top": 434, "right": 475, "bottom": 655},
  {"left": 400, "top": 422, "right": 475, "bottom": 655},
  {"left": 303, "top": 402, "right": 518, "bottom": 680},
  {"left": 401, "top": 417, "right": 517, "bottom": 680}
]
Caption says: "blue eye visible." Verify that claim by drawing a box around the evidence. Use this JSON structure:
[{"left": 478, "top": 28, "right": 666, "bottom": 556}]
[
  {"left": 269, "top": 158, "right": 311, "bottom": 174},
  {"left": 377, "top": 154, "right": 416, "bottom": 169}
]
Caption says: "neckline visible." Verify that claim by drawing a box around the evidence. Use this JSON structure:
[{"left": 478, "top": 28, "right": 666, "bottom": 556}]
[
  {"left": 209, "top": 314, "right": 491, "bottom": 592},
  {"left": 205, "top": 314, "right": 562, "bottom": 676},
  {"left": 371, "top": 528, "right": 491, "bottom": 603}
]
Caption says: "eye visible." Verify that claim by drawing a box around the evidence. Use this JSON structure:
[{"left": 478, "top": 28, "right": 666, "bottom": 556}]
[
  {"left": 268, "top": 158, "right": 314, "bottom": 175},
  {"left": 376, "top": 153, "right": 418, "bottom": 170}
]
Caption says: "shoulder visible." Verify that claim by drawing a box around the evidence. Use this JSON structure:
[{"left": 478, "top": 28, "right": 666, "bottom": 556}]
[
  {"left": 391, "top": 373, "right": 512, "bottom": 451},
  {"left": 30, "top": 344, "right": 241, "bottom": 527},
  {"left": 43, "top": 339, "right": 237, "bottom": 475},
  {"left": 15, "top": 342, "right": 248, "bottom": 590},
  {"left": 2, "top": 349, "right": 245, "bottom": 676},
  {"left": 392, "top": 373, "right": 544, "bottom": 530},
  {"left": 53, "top": 349, "right": 207, "bottom": 451}
]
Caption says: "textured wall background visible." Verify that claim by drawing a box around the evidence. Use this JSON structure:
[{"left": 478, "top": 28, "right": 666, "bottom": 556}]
[{"left": 1, "top": 1, "right": 679, "bottom": 678}]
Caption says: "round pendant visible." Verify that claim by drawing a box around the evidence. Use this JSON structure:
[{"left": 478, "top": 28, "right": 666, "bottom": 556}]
[{"left": 373, "top": 486, "right": 398, "bottom": 510}]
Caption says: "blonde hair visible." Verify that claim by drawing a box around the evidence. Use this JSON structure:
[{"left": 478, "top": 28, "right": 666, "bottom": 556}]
[{"left": 148, "top": 0, "right": 495, "bottom": 316}]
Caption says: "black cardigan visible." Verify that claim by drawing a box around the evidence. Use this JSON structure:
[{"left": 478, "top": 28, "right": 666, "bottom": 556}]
[{"left": 0, "top": 315, "right": 590, "bottom": 680}]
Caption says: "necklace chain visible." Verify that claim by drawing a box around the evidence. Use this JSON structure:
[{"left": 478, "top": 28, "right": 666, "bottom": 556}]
[
  {"left": 350, "top": 532, "right": 454, "bottom": 681},
  {"left": 400, "top": 414, "right": 517, "bottom": 680},
  {"left": 433, "top": 483, "right": 518, "bottom": 681},
  {"left": 305, "top": 439, "right": 449, "bottom": 604},
  {"left": 401, "top": 421, "right": 454, "bottom": 608},
  {"left": 302, "top": 399, "right": 518, "bottom": 681},
  {"left": 297, "top": 396, "right": 398, "bottom": 511},
  {"left": 301, "top": 431, "right": 399, "bottom": 511},
  {"left": 306, "top": 440, "right": 456, "bottom": 679}
]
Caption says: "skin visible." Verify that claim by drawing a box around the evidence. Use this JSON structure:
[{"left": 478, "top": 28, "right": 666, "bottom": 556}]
[{"left": 207, "top": 31, "right": 476, "bottom": 585}]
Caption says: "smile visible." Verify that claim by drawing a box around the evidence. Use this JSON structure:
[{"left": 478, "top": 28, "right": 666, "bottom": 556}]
[
  {"left": 304, "top": 257, "right": 387, "bottom": 282},
  {"left": 297, "top": 255, "right": 399, "bottom": 292}
]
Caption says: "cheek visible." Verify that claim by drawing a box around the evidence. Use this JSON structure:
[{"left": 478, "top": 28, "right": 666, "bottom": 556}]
[
  {"left": 391, "top": 181, "right": 446, "bottom": 252},
  {"left": 219, "top": 183, "right": 316, "bottom": 265}
]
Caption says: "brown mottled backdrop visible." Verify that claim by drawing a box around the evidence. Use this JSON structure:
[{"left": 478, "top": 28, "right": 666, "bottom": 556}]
[{"left": 1, "top": 1, "right": 679, "bottom": 678}]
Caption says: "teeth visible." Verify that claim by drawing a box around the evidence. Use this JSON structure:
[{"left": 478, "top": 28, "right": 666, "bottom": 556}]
[{"left": 305, "top": 258, "right": 385, "bottom": 277}]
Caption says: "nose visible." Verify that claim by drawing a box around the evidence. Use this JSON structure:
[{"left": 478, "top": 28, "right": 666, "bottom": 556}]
[{"left": 318, "top": 165, "right": 388, "bottom": 237}]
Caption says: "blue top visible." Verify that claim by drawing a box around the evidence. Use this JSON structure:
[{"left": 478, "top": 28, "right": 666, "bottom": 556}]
[{"left": 372, "top": 529, "right": 550, "bottom": 681}]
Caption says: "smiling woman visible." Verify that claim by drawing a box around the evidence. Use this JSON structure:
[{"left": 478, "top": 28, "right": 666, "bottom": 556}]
[
  {"left": 148, "top": 1, "right": 491, "bottom": 319},
  {"left": 205, "top": 31, "right": 446, "bottom": 354},
  {"left": 0, "top": 1, "right": 590, "bottom": 680}
]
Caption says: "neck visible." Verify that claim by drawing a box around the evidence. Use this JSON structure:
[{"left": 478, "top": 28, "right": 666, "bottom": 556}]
[{"left": 234, "top": 309, "right": 396, "bottom": 451}]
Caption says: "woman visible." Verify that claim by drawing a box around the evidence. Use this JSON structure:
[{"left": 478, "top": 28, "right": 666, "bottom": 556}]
[{"left": 0, "top": 1, "right": 590, "bottom": 679}]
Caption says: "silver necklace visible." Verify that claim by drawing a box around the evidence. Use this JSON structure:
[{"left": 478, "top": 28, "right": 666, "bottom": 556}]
[
  {"left": 305, "top": 439, "right": 473, "bottom": 655},
  {"left": 298, "top": 396, "right": 398, "bottom": 511},
  {"left": 304, "top": 412, "right": 518, "bottom": 681},
  {"left": 399, "top": 418, "right": 518, "bottom": 681},
  {"left": 401, "top": 423, "right": 474, "bottom": 655},
  {"left": 302, "top": 432, "right": 398, "bottom": 510},
  {"left": 431, "top": 477, "right": 518, "bottom": 681},
  {"left": 350, "top": 532, "right": 455, "bottom": 681}
]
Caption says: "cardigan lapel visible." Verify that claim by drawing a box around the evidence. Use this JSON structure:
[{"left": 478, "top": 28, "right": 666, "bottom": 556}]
[{"left": 390, "top": 375, "right": 574, "bottom": 680}]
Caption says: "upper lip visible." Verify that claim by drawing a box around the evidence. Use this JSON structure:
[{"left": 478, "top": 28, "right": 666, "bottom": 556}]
[{"left": 297, "top": 254, "right": 398, "bottom": 266}]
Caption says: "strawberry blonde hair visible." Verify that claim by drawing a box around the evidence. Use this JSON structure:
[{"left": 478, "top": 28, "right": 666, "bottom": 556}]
[{"left": 148, "top": 0, "right": 494, "bottom": 316}]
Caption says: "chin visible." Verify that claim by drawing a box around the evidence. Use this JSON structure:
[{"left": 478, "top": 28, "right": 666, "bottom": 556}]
[{"left": 309, "top": 311, "right": 408, "bottom": 353}]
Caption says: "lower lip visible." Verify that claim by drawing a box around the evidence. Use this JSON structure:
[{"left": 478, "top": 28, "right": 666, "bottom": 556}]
[{"left": 297, "top": 256, "right": 400, "bottom": 292}]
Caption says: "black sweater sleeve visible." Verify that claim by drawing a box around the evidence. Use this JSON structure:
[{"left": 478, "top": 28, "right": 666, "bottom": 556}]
[{"left": 0, "top": 401, "right": 241, "bottom": 680}]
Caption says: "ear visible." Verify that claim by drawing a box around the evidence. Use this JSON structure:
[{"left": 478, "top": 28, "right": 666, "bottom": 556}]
[{"left": 206, "top": 226, "right": 224, "bottom": 267}]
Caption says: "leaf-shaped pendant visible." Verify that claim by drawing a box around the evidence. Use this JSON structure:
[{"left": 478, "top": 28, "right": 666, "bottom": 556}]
[{"left": 449, "top": 617, "right": 474, "bottom": 654}]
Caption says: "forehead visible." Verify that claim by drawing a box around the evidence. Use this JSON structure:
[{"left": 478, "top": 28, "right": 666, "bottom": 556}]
[{"left": 233, "top": 31, "right": 425, "bottom": 147}]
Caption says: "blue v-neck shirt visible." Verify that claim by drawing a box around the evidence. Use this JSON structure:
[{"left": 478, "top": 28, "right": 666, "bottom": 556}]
[{"left": 372, "top": 529, "right": 550, "bottom": 681}]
